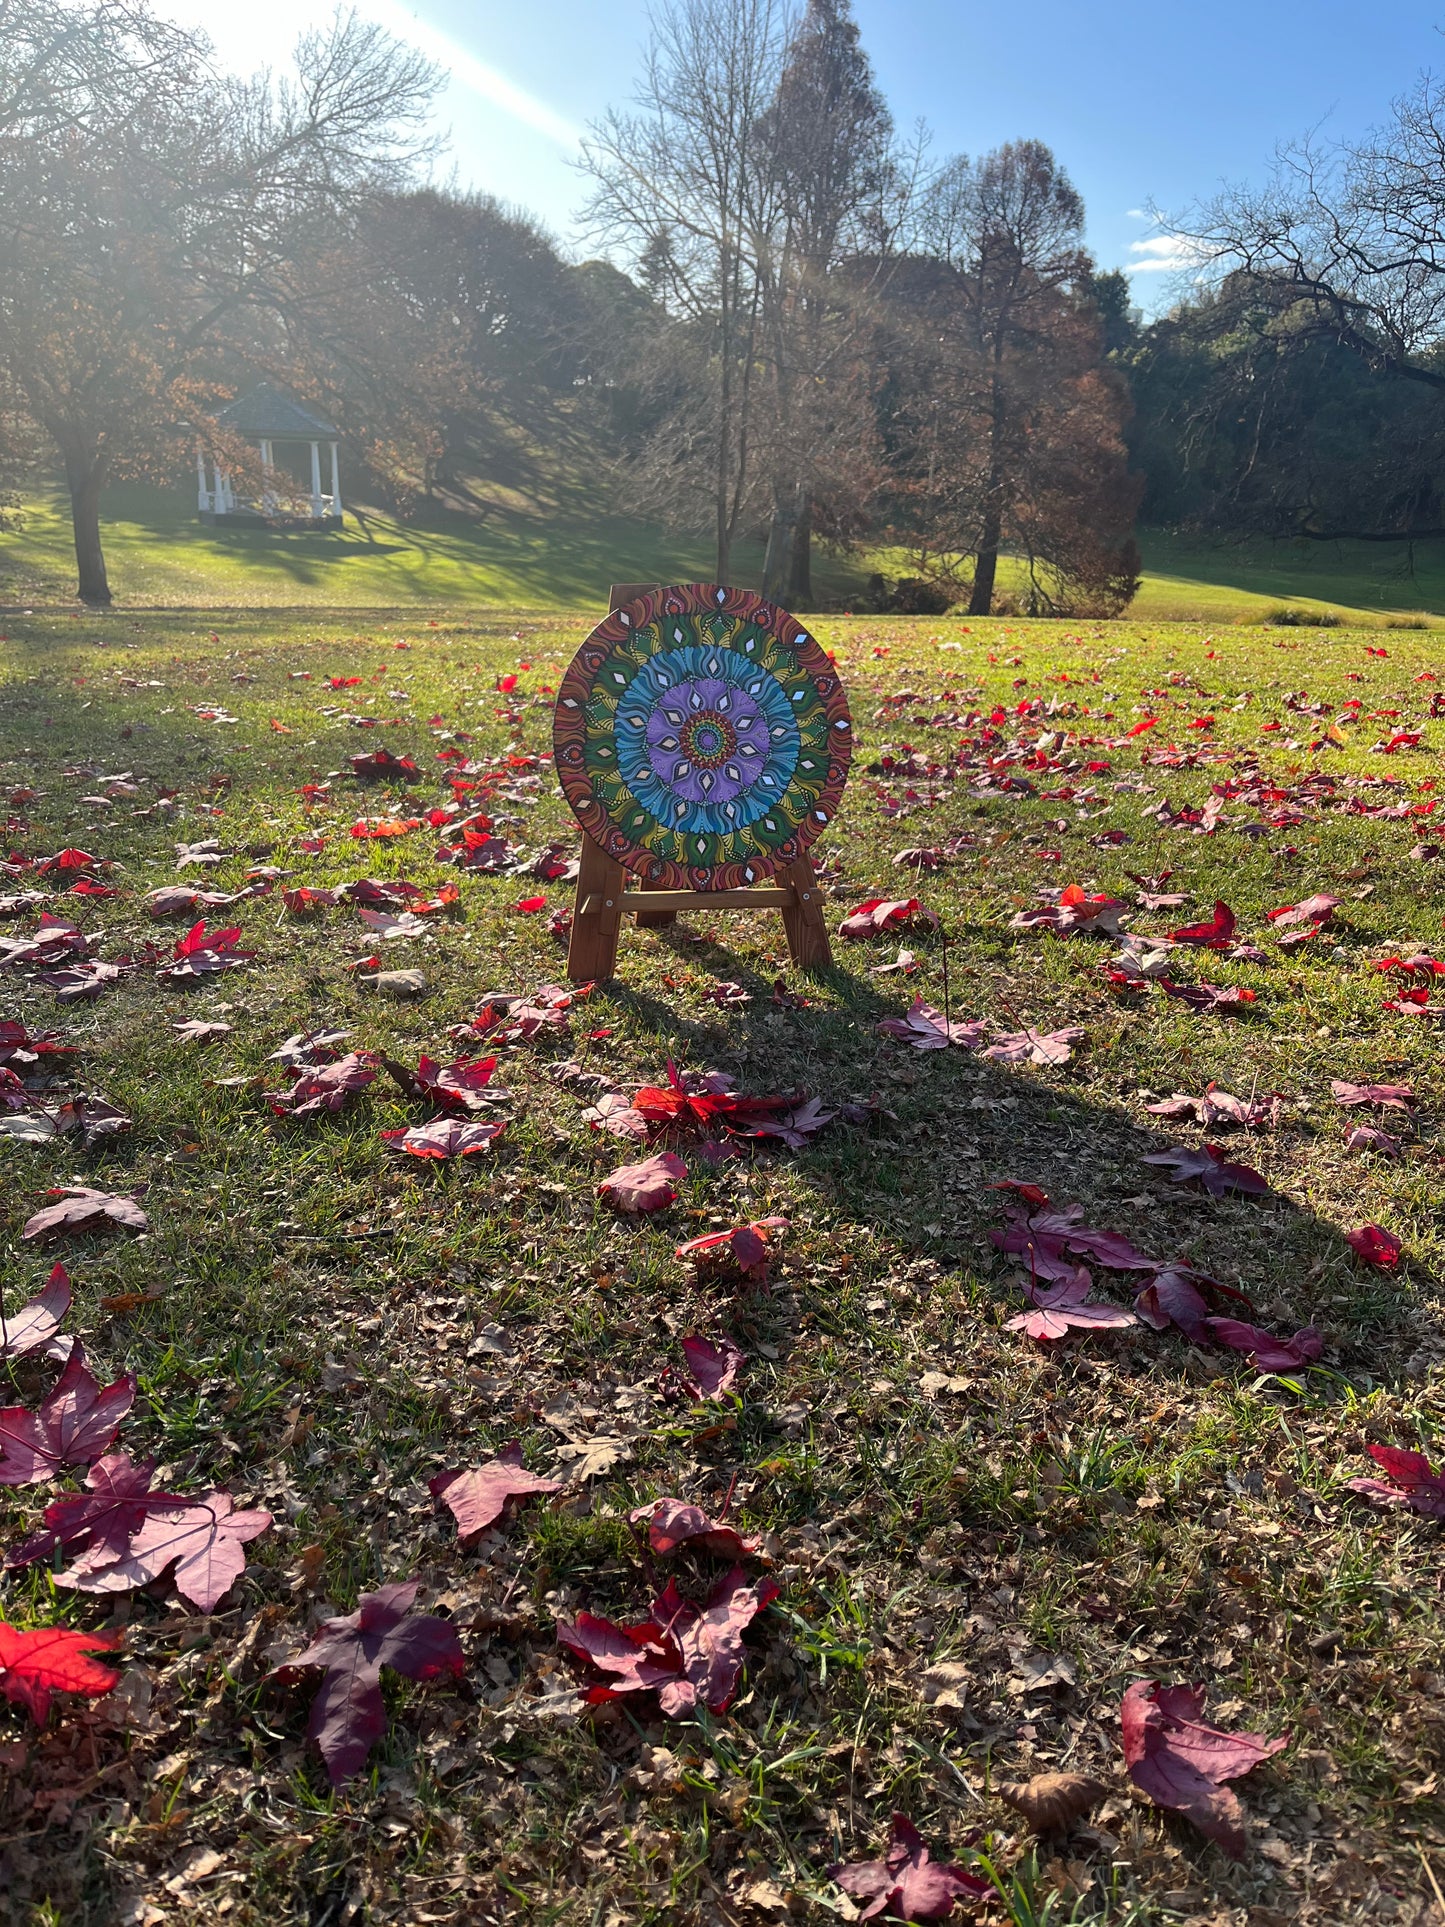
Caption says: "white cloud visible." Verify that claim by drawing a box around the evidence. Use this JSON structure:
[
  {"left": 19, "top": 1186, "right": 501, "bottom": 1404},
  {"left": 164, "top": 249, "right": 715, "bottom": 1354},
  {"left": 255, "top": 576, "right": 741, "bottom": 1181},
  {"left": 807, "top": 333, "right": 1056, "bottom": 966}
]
[
  {"left": 1126, "top": 233, "right": 1210, "bottom": 275},
  {"left": 1125, "top": 207, "right": 1148, "bottom": 221}
]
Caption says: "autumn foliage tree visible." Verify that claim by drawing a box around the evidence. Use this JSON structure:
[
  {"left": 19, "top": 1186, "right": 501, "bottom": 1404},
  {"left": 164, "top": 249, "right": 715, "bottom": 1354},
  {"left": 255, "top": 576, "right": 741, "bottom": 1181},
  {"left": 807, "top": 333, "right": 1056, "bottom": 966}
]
[{"left": 880, "top": 141, "right": 1140, "bottom": 616}]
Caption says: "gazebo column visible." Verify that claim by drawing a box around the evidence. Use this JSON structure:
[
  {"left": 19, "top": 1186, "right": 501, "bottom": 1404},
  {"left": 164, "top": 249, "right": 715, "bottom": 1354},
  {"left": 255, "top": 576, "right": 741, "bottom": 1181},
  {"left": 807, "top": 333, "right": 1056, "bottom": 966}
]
[
  {"left": 329, "top": 441, "right": 342, "bottom": 519},
  {"left": 259, "top": 439, "right": 274, "bottom": 514},
  {"left": 309, "top": 440, "right": 323, "bottom": 519},
  {"left": 195, "top": 444, "right": 209, "bottom": 512}
]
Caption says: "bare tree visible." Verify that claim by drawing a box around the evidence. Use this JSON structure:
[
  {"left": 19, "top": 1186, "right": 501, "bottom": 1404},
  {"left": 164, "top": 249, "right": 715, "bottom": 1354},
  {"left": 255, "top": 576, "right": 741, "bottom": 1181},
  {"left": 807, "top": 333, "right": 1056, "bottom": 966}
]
[
  {"left": 579, "top": 0, "right": 791, "bottom": 581},
  {"left": 0, "top": 0, "right": 439, "bottom": 603}
]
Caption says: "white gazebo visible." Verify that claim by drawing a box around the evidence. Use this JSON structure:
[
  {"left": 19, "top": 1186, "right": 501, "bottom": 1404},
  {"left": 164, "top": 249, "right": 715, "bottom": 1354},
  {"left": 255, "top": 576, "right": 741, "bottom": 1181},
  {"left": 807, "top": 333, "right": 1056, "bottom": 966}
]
[{"left": 198, "top": 384, "right": 344, "bottom": 528}]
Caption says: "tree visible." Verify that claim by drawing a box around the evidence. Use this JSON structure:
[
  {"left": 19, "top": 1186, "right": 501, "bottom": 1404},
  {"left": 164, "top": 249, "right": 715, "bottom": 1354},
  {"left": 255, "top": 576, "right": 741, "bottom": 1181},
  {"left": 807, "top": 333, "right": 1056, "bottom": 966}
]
[
  {"left": 880, "top": 141, "right": 1140, "bottom": 615},
  {"left": 754, "top": 0, "right": 896, "bottom": 602},
  {"left": 1168, "top": 63, "right": 1445, "bottom": 538},
  {"left": 0, "top": 0, "right": 438, "bottom": 603},
  {"left": 579, "top": 0, "right": 789, "bottom": 581}
]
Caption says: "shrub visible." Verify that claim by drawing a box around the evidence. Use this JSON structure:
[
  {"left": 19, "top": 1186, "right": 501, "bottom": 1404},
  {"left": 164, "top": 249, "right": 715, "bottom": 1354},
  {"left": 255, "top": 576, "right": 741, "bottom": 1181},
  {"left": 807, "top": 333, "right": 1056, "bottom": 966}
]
[{"left": 1262, "top": 605, "right": 1342, "bottom": 627}]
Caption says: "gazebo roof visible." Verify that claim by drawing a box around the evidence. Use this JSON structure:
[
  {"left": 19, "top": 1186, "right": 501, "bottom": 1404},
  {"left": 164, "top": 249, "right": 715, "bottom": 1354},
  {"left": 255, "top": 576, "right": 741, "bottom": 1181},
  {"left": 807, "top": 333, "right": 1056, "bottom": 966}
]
[{"left": 213, "top": 384, "right": 338, "bottom": 438}]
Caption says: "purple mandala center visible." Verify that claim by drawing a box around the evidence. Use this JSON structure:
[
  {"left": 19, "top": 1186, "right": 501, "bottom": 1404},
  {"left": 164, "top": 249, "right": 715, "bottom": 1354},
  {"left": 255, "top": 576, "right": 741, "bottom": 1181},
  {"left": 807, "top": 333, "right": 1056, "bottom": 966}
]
[
  {"left": 643, "top": 677, "right": 770, "bottom": 807},
  {"left": 679, "top": 711, "right": 736, "bottom": 767}
]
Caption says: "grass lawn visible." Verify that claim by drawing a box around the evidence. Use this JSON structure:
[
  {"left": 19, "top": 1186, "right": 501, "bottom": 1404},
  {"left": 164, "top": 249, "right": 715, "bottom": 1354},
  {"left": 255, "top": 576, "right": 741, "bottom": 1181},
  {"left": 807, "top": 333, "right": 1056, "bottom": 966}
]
[
  {"left": 7, "top": 482, "right": 1445, "bottom": 625},
  {"left": 1, "top": 607, "right": 1444, "bottom": 1925}
]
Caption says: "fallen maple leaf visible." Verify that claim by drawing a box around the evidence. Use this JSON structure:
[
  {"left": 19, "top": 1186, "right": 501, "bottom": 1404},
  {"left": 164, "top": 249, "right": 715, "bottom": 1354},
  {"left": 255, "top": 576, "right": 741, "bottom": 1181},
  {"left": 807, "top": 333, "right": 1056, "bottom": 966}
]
[
  {"left": 1006, "top": 1272, "right": 1138, "bottom": 1342},
  {"left": 1207, "top": 1319, "right": 1322, "bottom": 1372},
  {"left": 21, "top": 1187, "right": 148, "bottom": 1242},
  {"left": 1346, "top": 1443, "right": 1445, "bottom": 1519},
  {"left": 829, "top": 1811, "right": 990, "bottom": 1921},
  {"left": 982, "top": 1025, "right": 1085, "bottom": 1066},
  {"left": 1166, "top": 901, "right": 1237, "bottom": 948},
  {"left": 838, "top": 897, "right": 939, "bottom": 939},
  {"left": 1157, "top": 978, "right": 1256, "bottom": 1013},
  {"left": 877, "top": 998, "right": 988, "bottom": 1051},
  {"left": 156, "top": 921, "right": 254, "bottom": 981},
  {"left": 629, "top": 1497, "right": 762, "bottom": 1560},
  {"left": 556, "top": 1565, "right": 779, "bottom": 1717},
  {"left": 1331, "top": 1080, "right": 1415, "bottom": 1111},
  {"left": 5, "top": 1451, "right": 185, "bottom": 1570},
  {"left": 679, "top": 1335, "right": 744, "bottom": 1400},
  {"left": 1267, "top": 893, "right": 1340, "bottom": 928},
  {"left": 732, "top": 1096, "right": 836, "bottom": 1149},
  {"left": 1133, "top": 1266, "right": 1215, "bottom": 1342},
  {"left": 1142, "top": 1143, "right": 1270, "bottom": 1197},
  {"left": 677, "top": 1217, "right": 787, "bottom": 1286},
  {"left": 1, "top": 1263, "right": 71, "bottom": 1361},
  {"left": 380, "top": 1118, "right": 507, "bottom": 1159},
  {"left": 266, "top": 1052, "right": 380, "bottom": 1119},
  {"left": 383, "top": 1053, "right": 499, "bottom": 1113},
  {"left": 428, "top": 1444, "right": 561, "bottom": 1538},
  {"left": 0, "top": 1620, "right": 121, "bottom": 1723},
  {"left": 1121, "top": 1679, "right": 1288, "bottom": 1858},
  {"left": 0, "top": 1347, "right": 137, "bottom": 1484},
  {"left": 599, "top": 1152, "right": 687, "bottom": 1214},
  {"left": 1345, "top": 1223, "right": 1403, "bottom": 1268},
  {"left": 1343, "top": 1124, "right": 1401, "bottom": 1157},
  {"left": 1145, "top": 1086, "right": 1282, "bottom": 1131},
  {"left": 271, "top": 1579, "right": 465, "bottom": 1784},
  {"left": 349, "top": 748, "right": 421, "bottom": 783},
  {"left": 58, "top": 1489, "right": 272, "bottom": 1612}
]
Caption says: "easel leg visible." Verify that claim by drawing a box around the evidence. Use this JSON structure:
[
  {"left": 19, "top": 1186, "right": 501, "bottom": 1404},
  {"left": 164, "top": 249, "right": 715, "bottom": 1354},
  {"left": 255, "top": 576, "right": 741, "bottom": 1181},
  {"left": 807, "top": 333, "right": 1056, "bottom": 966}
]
[
  {"left": 780, "top": 855, "right": 832, "bottom": 971},
  {"left": 566, "top": 834, "right": 626, "bottom": 983}
]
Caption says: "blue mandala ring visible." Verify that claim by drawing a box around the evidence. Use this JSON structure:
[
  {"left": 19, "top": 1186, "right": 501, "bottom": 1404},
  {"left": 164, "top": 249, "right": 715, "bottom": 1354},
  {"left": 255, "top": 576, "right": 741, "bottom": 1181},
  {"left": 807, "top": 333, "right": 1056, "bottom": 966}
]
[{"left": 554, "top": 585, "right": 852, "bottom": 890}]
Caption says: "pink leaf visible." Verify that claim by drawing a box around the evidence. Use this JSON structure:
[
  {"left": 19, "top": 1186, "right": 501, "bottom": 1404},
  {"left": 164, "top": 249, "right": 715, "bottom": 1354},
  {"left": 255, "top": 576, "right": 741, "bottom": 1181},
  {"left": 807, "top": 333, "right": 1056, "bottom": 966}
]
[
  {"left": 0, "top": 1348, "right": 137, "bottom": 1485},
  {"left": 839, "top": 897, "right": 938, "bottom": 939},
  {"left": 59, "top": 1490, "right": 273, "bottom": 1612},
  {"left": 877, "top": 997, "right": 988, "bottom": 1051},
  {"left": 428, "top": 1446, "right": 560, "bottom": 1538},
  {"left": 271, "top": 1580, "right": 465, "bottom": 1784},
  {"left": 982, "top": 1026, "right": 1084, "bottom": 1066},
  {"left": 599, "top": 1151, "right": 687, "bottom": 1214},
  {"left": 1331, "top": 1080, "right": 1415, "bottom": 1111},
  {"left": 1121, "top": 1680, "right": 1288, "bottom": 1858},
  {"left": 380, "top": 1117, "right": 506, "bottom": 1159},
  {"left": 556, "top": 1567, "right": 778, "bottom": 1718},
  {"left": 629, "top": 1497, "right": 762, "bottom": 1560},
  {"left": 266, "top": 1052, "right": 380, "bottom": 1118},
  {"left": 5, "top": 1451, "right": 186, "bottom": 1570}
]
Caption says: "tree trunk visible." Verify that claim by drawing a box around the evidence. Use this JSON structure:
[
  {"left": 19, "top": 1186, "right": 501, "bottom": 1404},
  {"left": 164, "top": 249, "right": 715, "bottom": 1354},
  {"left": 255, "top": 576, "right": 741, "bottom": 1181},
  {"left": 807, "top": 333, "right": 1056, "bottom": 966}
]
[
  {"left": 786, "top": 490, "right": 812, "bottom": 606},
  {"left": 63, "top": 452, "right": 111, "bottom": 607},
  {"left": 762, "top": 488, "right": 796, "bottom": 600},
  {"left": 968, "top": 504, "right": 1002, "bottom": 616}
]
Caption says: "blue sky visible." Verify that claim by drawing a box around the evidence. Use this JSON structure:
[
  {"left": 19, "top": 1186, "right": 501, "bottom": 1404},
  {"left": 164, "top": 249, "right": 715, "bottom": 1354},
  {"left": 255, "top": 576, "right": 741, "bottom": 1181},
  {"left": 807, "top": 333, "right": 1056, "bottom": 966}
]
[{"left": 168, "top": 0, "right": 1445, "bottom": 311}]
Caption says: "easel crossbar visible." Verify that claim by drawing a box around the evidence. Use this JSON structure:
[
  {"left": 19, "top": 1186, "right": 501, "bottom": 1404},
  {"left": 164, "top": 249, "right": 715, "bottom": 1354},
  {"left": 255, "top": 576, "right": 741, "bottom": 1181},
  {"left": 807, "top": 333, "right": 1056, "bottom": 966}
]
[{"left": 580, "top": 886, "right": 797, "bottom": 915}]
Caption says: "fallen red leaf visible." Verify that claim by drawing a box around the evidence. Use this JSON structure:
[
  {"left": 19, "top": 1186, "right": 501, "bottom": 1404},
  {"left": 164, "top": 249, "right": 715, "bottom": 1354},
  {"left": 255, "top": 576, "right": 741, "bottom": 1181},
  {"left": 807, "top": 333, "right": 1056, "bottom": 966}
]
[
  {"left": 380, "top": 1118, "right": 507, "bottom": 1159},
  {"left": 1347, "top": 1443, "right": 1445, "bottom": 1519},
  {"left": 838, "top": 897, "right": 938, "bottom": 939},
  {"left": 429, "top": 1445, "right": 561, "bottom": 1538},
  {"left": 21, "top": 1186, "right": 149, "bottom": 1242},
  {"left": 830, "top": 1811, "right": 990, "bottom": 1920},
  {"left": 5, "top": 1451, "right": 186, "bottom": 1571},
  {"left": 0, "top": 1347, "right": 137, "bottom": 1484},
  {"left": 1345, "top": 1223, "right": 1403, "bottom": 1268},
  {"left": 1142, "top": 1143, "right": 1270, "bottom": 1197},
  {"left": 1331, "top": 1080, "right": 1415, "bottom": 1111},
  {"left": 599, "top": 1152, "right": 687, "bottom": 1214},
  {"left": 1121, "top": 1680, "right": 1288, "bottom": 1858},
  {"left": 629, "top": 1497, "right": 762, "bottom": 1561},
  {"left": 877, "top": 998, "right": 988, "bottom": 1051},
  {"left": 272, "top": 1580, "right": 465, "bottom": 1784},
  {"left": 0, "top": 1263, "right": 71, "bottom": 1361},
  {"left": 0, "top": 1620, "right": 121, "bottom": 1723},
  {"left": 1206, "top": 1320, "right": 1322, "bottom": 1372},
  {"left": 556, "top": 1565, "right": 779, "bottom": 1717},
  {"left": 678, "top": 1335, "right": 744, "bottom": 1400},
  {"left": 1005, "top": 1271, "right": 1138, "bottom": 1342},
  {"left": 1166, "top": 901, "right": 1237, "bottom": 948},
  {"left": 57, "top": 1489, "right": 272, "bottom": 1612}
]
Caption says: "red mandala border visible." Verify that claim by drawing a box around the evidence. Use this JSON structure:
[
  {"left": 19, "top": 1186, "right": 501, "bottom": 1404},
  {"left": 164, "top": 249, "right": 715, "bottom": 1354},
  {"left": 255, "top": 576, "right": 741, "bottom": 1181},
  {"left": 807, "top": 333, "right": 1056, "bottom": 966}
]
[{"left": 553, "top": 584, "right": 852, "bottom": 891}]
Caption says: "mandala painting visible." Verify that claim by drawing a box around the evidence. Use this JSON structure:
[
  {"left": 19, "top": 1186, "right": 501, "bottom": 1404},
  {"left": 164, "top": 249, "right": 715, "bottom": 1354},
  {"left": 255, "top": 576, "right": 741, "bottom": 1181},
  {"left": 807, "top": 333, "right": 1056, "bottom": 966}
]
[{"left": 553, "top": 584, "right": 852, "bottom": 891}]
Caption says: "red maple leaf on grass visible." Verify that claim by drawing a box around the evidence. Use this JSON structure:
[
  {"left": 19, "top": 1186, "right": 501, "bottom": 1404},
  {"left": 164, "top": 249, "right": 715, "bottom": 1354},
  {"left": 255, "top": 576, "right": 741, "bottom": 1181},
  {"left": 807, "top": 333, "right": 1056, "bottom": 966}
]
[
  {"left": 1121, "top": 1680, "right": 1288, "bottom": 1859},
  {"left": 829, "top": 1812, "right": 990, "bottom": 1921},
  {"left": 0, "top": 1621, "right": 121, "bottom": 1723},
  {"left": 1142, "top": 1143, "right": 1271, "bottom": 1197},
  {"left": 6, "top": 1452, "right": 185, "bottom": 1570},
  {"left": 676, "top": 1217, "right": 788, "bottom": 1286},
  {"left": 1206, "top": 1320, "right": 1322, "bottom": 1373},
  {"left": 21, "top": 1187, "right": 148, "bottom": 1242},
  {"left": 678, "top": 1335, "right": 744, "bottom": 1400},
  {"left": 381, "top": 1118, "right": 507, "bottom": 1159},
  {"left": 838, "top": 897, "right": 939, "bottom": 939},
  {"left": 0, "top": 1348, "right": 136, "bottom": 1485},
  {"left": 54, "top": 1490, "right": 272, "bottom": 1612},
  {"left": 1345, "top": 1224, "right": 1403, "bottom": 1269},
  {"left": 1347, "top": 1444, "right": 1445, "bottom": 1519},
  {"left": 629, "top": 1498, "right": 762, "bottom": 1561},
  {"left": 556, "top": 1567, "right": 778, "bottom": 1718},
  {"left": 599, "top": 1151, "right": 686, "bottom": 1214},
  {"left": 1166, "top": 901, "right": 1236, "bottom": 948},
  {"left": 271, "top": 1580, "right": 465, "bottom": 1785},
  {"left": 876, "top": 998, "right": 989, "bottom": 1051},
  {"left": 428, "top": 1445, "right": 560, "bottom": 1539}
]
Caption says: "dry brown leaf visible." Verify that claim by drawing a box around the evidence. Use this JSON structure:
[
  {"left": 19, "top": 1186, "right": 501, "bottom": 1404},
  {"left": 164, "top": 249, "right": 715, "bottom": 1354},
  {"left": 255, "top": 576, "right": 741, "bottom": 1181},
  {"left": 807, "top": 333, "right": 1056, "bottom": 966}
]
[{"left": 997, "top": 1772, "right": 1108, "bottom": 1833}]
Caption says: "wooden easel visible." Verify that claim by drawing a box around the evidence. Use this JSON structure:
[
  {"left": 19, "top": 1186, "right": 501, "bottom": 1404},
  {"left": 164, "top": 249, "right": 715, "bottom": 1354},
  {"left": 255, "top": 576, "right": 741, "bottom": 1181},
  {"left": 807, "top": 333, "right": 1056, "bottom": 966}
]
[{"left": 563, "top": 584, "right": 834, "bottom": 984}]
